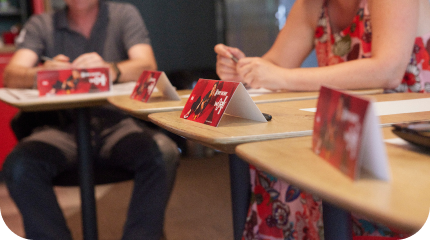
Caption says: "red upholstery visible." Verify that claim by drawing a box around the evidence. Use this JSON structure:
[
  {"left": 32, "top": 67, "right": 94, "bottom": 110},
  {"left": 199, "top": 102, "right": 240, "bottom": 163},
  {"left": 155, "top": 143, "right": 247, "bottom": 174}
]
[
  {"left": 0, "top": 52, "right": 18, "bottom": 170},
  {"left": 353, "top": 237, "right": 403, "bottom": 240}
]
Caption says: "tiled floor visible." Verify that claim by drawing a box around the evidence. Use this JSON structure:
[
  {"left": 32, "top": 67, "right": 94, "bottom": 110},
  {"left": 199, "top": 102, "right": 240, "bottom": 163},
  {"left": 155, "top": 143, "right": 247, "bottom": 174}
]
[{"left": 0, "top": 151, "right": 234, "bottom": 240}]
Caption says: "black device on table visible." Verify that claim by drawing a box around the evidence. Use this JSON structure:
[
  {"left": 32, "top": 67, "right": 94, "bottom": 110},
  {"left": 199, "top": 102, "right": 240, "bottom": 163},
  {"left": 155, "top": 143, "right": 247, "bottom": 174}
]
[{"left": 392, "top": 121, "right": 430, "bottom": 148}]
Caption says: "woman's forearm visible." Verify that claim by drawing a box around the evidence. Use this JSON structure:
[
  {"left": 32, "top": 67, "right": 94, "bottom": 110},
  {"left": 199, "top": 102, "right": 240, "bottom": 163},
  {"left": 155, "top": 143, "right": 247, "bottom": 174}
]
[{"left": 277, "top": 57, "right": 406, "bottom": 91}]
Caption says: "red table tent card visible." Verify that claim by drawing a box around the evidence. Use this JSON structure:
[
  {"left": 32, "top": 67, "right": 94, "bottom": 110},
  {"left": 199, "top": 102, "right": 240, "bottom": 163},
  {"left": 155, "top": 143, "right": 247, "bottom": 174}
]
[
  {"left": 180, "top": 79, "right": 266, "bottom": 127},
  {"left": 37, "top": 68, "right": 110, "bottom": 96},
  {"left": 312, "top": 86, "right": 390, "bottom": 180},
  {"left": 130, "top": 70, "right": 180, "bottom": 102}
]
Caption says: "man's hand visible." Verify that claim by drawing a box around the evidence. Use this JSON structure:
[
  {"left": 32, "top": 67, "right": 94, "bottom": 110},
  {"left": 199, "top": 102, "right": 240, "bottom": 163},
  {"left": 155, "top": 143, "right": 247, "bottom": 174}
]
[
  {"left": 72, "top": 52, "right": 110, "bottom": 69},
  {"left": 72, "top": 52, "right": 117, "bottom": 82},
  {"left": 43, "top": 54, "right": 72, "bottom": 69}
]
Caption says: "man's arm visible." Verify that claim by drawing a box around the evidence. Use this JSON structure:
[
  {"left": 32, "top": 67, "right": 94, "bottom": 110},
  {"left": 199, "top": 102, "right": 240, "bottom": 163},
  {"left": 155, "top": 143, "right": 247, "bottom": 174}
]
[
  {"left": 3, "top": 49, "right": 40, "bottom": 89},
  {"left": 71, "top": 43, "right": 157, "bottom": 83},
  {"left": 4, "top": 49, "right": 73, "bottom": 89},
  {"left": 115, "top": 43, "right": 157, "bottom": 83}
]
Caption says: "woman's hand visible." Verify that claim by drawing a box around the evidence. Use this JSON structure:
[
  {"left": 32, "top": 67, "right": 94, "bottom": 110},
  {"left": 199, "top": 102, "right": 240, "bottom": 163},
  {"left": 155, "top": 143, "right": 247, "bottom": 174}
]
[
  {"left": 237, "top": 57, "right": 287, "bottom": 90},
  {"left": 214, "top": 43, "right": 246, "bottom": 82}
]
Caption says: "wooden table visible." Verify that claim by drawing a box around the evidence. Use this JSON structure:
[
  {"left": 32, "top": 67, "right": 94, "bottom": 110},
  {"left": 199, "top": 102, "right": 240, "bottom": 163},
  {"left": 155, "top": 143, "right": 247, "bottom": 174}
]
[
  {"left": 148, "top": 92, "right": 430, "bottom": 240},
  {"left": 0, "top": 82, "right": 136, "bottom": 240},
  {"left": 149, "top": 92, "right": 430, "bottom": 154},
  {"left": 108, "top": 88, "right": 382, "bottom": 121},
  {"left": 109, "top": 88, "right": 361, "bottom": 240},
  {"left": 235, "top": 127, "right": 430, "bottom": 235},
  {"left": 0, "top": 82, "right": 136, "bottom": 111}
]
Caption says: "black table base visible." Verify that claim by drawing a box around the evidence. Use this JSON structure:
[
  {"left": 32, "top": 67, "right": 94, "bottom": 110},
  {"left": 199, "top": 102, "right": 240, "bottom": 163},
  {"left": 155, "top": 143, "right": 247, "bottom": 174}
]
[{"left": 76, "top": 108, "right": 98, "bottom": 240}]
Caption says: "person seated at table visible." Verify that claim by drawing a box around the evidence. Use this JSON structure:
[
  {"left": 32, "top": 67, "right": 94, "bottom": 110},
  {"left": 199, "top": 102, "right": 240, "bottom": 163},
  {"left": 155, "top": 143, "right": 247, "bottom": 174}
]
[
  {"left": 215, "top": 0, "right": 430, "bottom": 239},
  {"left": 2, "top": 0, "right": 179, "bottom": 239}
]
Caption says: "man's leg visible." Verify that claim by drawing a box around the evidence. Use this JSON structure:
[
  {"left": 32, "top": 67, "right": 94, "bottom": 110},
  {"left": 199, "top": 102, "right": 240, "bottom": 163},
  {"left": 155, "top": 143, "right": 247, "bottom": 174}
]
[
  {"left": 3, "top": 140, "right": 74, "bottom": 240},
  {"left": 98, "top": 118, "right": 179, "bottom": 240}
]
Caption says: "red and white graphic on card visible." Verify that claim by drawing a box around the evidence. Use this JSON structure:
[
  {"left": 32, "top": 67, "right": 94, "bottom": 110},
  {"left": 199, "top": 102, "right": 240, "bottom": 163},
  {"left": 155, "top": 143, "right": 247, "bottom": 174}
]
[
  {"left": 181, "top": 79, "right": 238, "bottom": 127},
  {"left": 312, "top": 86, "right": 369, "bottom": 179},
  {"left": 37, "top": 68, "right": 110, "bottom": 96},
  {"left": 312, "top": 86, "right": 391, "bottom": 181},
  {"left": 130, "top": 71, "right": 162, "bottom": 102}
]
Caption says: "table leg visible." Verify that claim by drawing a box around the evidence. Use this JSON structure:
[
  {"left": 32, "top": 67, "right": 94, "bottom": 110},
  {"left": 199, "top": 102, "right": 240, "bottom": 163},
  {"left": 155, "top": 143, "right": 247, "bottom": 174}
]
[
  {"left": 228, "top": 154, "right": 250, "bottom": 240},
  {"left": 76, "top": 108, "right": 98, "bottom": 240},
  {"left": 323, "top": 201, "right": 352, "bottom": 240}
]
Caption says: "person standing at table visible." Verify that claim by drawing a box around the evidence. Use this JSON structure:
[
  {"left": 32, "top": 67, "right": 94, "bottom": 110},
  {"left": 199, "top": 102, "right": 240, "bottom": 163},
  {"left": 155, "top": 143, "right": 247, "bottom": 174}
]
[
  {"left": 2, "top": 0, "right": 179, "bottom": 240},
  {"left": 215, "top": 0, "right": 430, "bottom": 239}
]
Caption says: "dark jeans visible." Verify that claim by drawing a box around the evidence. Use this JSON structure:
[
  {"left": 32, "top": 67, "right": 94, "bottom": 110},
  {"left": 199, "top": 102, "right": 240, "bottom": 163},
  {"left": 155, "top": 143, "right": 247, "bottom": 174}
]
[{"left": 3, "top": 117, "right": 179, "bottom": 240}]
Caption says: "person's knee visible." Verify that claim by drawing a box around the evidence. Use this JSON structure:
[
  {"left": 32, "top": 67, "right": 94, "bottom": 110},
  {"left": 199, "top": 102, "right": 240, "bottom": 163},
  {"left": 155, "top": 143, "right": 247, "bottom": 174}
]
[
  {"left": 3, "top": 153, "right": 28, "bottom": 186},
  {"left": 3, "top": 144, "right": 40, "bottom": 187},
  {"left": 153, "top": 133, "right": 180, "bottom": 174},
  {"left": 3, "top": 141, "right": 66, "bottom": 186}
]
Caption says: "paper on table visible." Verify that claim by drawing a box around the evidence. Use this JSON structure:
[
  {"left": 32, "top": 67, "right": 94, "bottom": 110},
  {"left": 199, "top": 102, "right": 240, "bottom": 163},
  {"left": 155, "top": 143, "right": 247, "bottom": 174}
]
[
  {"left": 246, "top": 87, "right": 275, "bottom": 97},
  {"left": 115, "top": 81, "right": 152, "bottom": 94},
  {"left": 384, "top": 137, "right": 430, "bottom": 153},
  {"left": 301, "top": 98, "right": 430, "bottom": 116},
  {"left": 0, "top": 82, "right": 137, "bottom": 103},
  {"left": 179, "top": 88, "right": 274, "bottom": 99}
]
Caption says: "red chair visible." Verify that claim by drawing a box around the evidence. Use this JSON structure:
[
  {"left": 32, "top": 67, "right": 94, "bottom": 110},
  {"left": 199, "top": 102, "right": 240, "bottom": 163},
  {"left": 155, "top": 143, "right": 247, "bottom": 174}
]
[
  {"left": 0, "top": 52, "right": 18, "bottom": 170},
  {"left": 353, "top": 237, "right": 404, "bottom": 240}
]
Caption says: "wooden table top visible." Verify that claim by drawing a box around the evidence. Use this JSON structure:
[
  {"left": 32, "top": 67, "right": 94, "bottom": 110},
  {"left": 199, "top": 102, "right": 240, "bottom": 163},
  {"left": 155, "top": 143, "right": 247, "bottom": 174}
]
[
  {"left": 108, "top": 88, "right": 383, "bottom": 121},
  {"left": 107, "top": 89, "right": 192, "bottom": 120},
  {"left": 0, "top": 82, "right": 136, "bottom": 111},
  {"left": 149, "top": 93, "right": 430, "bottom": 153},
  {"left": 235, "top": 127, "right": 430, "bottom": 234}
]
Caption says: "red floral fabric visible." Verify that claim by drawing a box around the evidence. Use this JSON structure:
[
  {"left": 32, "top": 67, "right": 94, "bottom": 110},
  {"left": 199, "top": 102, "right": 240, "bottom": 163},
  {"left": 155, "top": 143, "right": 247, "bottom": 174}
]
[
  {"left": 314, "top": 0, "right": 430, "bottom": 93},
  {"left": 243, "top": 166, "right": 324, "bottom": 240},
  {"left": 242, "top": 167, "right": 408, "bottom": 240}
]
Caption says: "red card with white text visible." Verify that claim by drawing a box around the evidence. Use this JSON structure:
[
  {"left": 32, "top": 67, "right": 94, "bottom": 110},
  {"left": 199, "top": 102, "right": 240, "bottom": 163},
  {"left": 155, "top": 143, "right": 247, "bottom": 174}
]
[
  {"left": 312, "top": 86, "right": 390, "bottom": 180},
  {"left": 37, "top": 68, "right": 110, "bottom": 96},
  {"left": 180, "top": 79, "right": 266, "bottom": 127},
  {"left": 130, "top": 70, "right": 180, "bottom": 102}
]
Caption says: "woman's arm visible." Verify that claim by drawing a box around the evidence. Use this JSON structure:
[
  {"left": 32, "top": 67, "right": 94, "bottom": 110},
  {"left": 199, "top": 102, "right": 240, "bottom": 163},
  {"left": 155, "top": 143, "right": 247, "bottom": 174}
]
[
  {"left": 214, "top": 0, "right": 320, "bottom": 85},
  {"left": 238, "top": 0, "right": 419, "bottom": 91},
  {"left": 262, "top": 0, "right": 321, "bottom": 69}
]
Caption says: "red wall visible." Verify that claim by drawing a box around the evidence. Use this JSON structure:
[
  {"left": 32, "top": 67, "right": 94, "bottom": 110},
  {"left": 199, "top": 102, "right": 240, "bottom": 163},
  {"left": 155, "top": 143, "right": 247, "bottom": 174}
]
[{"left": 0, "top": 52, "right": 18, "bottom": 170}]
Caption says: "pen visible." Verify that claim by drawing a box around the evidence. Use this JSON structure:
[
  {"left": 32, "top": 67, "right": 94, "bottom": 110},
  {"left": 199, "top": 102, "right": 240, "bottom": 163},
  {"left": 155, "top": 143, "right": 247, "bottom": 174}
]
[
  {"left": 262, "top": 113, "right": 272, "bottom": 121},
  {"left": 230, "top": 54, "right": 239, "bottom": 63},
  {"left": 6, "top": 89, "right": 20, "bottom": 100},
  {"left": 229, "top": 54, "right": 251, "bottom": 89},
  {"left": 41, "top": 56, "right": 54, "bottom": 62}
]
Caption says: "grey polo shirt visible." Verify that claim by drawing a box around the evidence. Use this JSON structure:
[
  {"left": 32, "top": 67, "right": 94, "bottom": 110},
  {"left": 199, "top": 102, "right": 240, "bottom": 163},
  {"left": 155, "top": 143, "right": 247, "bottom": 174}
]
[{"left": 15, "top": 0, "right": 151, "bottom": 64}]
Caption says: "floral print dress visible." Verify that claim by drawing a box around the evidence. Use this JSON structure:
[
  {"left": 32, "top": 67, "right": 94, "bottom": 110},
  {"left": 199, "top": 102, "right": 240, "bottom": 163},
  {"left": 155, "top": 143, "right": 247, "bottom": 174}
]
[
  {"left": 315, "top": 0, "right": 430, "bottom": 93},
  {"left": 242, "top": 0, "right": 427, "bottom": 239}
]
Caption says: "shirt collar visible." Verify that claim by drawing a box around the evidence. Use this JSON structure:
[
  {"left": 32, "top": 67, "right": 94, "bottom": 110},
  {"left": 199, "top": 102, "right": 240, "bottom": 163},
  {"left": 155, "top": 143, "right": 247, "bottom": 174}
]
[{"left": 54, "top": 0, "right": 108, "bottom": 31}]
